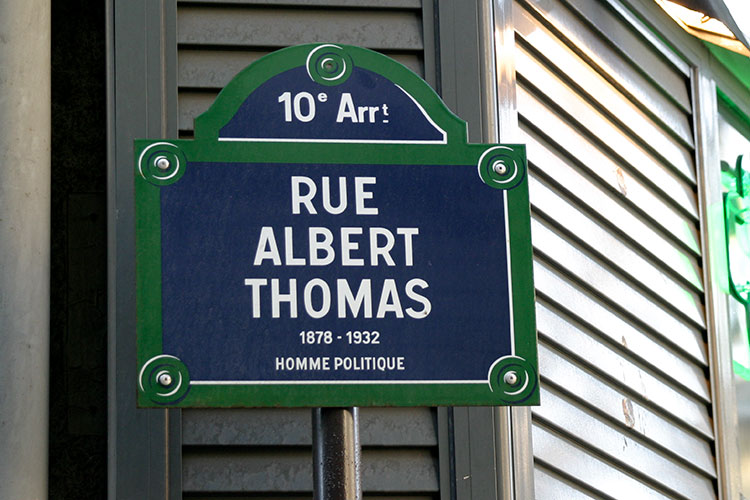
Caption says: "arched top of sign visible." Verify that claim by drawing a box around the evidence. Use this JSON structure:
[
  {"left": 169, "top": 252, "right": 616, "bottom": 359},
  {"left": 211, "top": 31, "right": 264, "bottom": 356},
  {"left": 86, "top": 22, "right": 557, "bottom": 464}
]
[{"left": 194, "top": 44, "right": 468, "bottom": 144}]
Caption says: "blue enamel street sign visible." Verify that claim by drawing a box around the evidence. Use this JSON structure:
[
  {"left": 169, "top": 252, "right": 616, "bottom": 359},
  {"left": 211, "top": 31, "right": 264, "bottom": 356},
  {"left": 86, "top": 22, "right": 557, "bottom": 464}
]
[{"left": 135, "top": 44, "right": 538, "bottom": 407}]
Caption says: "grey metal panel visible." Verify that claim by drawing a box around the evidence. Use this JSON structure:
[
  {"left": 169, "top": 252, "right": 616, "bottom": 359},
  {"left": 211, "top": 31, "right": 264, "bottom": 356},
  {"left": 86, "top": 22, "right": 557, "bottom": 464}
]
[
  {"left": 362, "top": 448, "right": 439, "bottom": 493},
  {"left": 519, "top": 79, "right": 699, "bottom": 238},
  {"left": 718, "top": 100, "right": 750, "bottom": 156},
  {"left": 623, "top": 0, "right": 750, "bottom": 121},
  {"left": 537, "top": 302, "right": 714, "bottom": 447},
  {"left": 514, "top": 4, "right": 694, "bottom": 152},
  {"left": 178, "top": 49, "right": 424, "bottom": 89},
  {"left": 178, "top": 91, "right": 214, "bottom": 133},
  {"left": 185, "top": 497, "right": 435, "bottom": 500},
  {"left": 533, "top": 260, "right": 710, "bottom": 404},
  {"left": 175, "top": 3, "right": 425, "bottom": 138},
  {"left": 517, "top": 76, "right": 699, "bottom": 228},
  {"left": 179, "top": 0, "right": 421, "bottom": 5},
  {"left": 489, "top": 0, "right": 538, "bottom": 497},
  {"left": 436, "top": 0, "right": 484, "bottom": 143},
  {"left": 532, "top": 232, "right": 705, "bottom": 412},
  {"left": 359, "top": 408, "right": 437, "bottom": 446},
  {"left": 533, "top": 424, "right": 674, "bottom": 500},
  {"left": 182, "top": 448, "right": 438, "bottom": 493},
  {"left": 518, "top": 82, "right": 699, "bottom": 249},
  {"left": 516, "top": 45, "right": 697, "bottom": 198},
  {"left": 531, "top": 216, "right": 707, "bottom": 361},
  {"left": 529, "top": 176, "right": 705, "bottom": 328},
  {"left": 516, "top": 0, "right": 692, "bottom": 114},
  {"left": 108, "top": 0, "right": 181, "bottom": 498},
  {"left": 515, "top": 0, "right": 726, "bottom": 500},
  {"left": 182, "top": 448, "right": 311, "bottom": 493},
  {"left": 534, "top": 386, "right": 715, "bottom": 499},
  {"left": 437, "top": 408, "right": 452, "bottom": 500},
  {"left": 178, "top": 50, "right": 267, "bottom": 89},
  {"left": 451, "top": 406, "right": 509, "bottom": 499},
  {"left": 177, "top": 6, "right": 422, "bottom": 50},
  {"left": 537, "top": 339, "right": 714, "bottom": 464},
  {"left": 521, "top": 124, "right": 704, "bottom": 292},
  {"left": 182, "top": 408, "right": 437, "bottom": 446},
  {"left": 419, "top": 0, "right": 437, "bottom": 92},
  {"left": 563, "top": 0, "right": 690, "bottom": 83},
  {"left": 693, "top": 71, "right": 743, "bottom": 500},
  {"left": 598, "top": 0, "right": 690, "bottom": 76},
  {"left": 517, "top": 0, "right": 720, "bottom": 498},
  {"left": 534, "top": 466, "right": 601, "bottom": 499}
]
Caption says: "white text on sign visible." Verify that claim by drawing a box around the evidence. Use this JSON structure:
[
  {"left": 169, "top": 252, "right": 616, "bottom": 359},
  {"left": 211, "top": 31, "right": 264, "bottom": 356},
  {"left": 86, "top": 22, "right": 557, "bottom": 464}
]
[
  {"left": 244, "top": 175, "right": 432, "bottom": 319},
  {"left": 277, "top": 92, "right": 390, "bottom": 124}
]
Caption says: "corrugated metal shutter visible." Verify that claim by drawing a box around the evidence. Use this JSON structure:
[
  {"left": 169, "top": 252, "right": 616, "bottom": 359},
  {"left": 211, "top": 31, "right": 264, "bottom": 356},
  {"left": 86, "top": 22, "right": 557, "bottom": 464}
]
[
  {"left": 177, "top": 0, "right": 425, "bottom": 138},
  {"left": 514, "top": 0, "right": 717, "bottom": 497},
  {"left": 181, "top": 408, "right": 438, "bottom": 498},
  {"left": 175, "top": 1, "right": 439, "bottom": 498}
]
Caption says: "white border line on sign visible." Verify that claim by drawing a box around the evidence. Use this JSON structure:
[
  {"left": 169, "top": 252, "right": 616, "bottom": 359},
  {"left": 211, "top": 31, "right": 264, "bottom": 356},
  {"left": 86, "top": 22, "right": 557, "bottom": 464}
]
[
  {"left": 218, "top": 84, "right": 448, "bottom": 145},
  {"left": 185, "top": 191, "right": 516, "bottom": 387},
  {"left": 505, "top": 190, "right": 515, "bottom": 356},
  {"left": 190, "top": 379, "right": 486, "bottom": 385},
  {"left": 218, "top": 137, "right": 446, "bottom": 144}
]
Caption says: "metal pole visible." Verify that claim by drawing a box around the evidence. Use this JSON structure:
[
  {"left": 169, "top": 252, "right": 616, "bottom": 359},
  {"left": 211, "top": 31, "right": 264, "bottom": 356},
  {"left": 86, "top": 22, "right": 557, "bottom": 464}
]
[
  {"left": 312, "top": 407, "right": 362, "bottom": 500},
  {"left": 0, "top": 1, "right": 51, "bottom": 499}
]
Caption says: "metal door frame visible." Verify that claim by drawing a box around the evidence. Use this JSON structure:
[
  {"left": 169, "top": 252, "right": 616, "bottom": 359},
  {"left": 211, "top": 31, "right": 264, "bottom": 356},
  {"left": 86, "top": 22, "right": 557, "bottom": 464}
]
[{"left": 106, "top": 1, "right": 181, "bottom": 498}]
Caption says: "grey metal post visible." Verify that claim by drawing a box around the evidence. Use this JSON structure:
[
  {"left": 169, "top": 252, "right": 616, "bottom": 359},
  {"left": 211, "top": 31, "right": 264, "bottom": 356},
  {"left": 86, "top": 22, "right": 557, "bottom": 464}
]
[
  {"left": 313, "top": 407, "right": 362, "bottom": 500},
  {"left": 489, "top": 0, "right": 536, "bottom": 498},
  {"left": 107, "top": 1, "right": 180, "bottom": 498},
  {"left": 0, "top": 1, "right": 51, "bottom": 499}
]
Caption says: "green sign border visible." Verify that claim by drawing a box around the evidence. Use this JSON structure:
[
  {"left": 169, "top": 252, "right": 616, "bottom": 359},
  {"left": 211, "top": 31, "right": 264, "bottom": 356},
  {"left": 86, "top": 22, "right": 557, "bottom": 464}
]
[{"left": 135, "top": 44, "right": 538, "bottom": 407}]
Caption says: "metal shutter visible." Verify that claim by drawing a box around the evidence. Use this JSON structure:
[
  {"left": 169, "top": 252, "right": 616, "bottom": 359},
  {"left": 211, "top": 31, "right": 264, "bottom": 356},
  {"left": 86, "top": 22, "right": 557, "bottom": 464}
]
[
  {"left": 175, "top": 1, "right": 439, "bottom": 497},
  {"left": 177, "top": 0, "right": 425, "bottom": 138},
  {"left": 513, "top": 0, "right": 717, "bottom": 497}
]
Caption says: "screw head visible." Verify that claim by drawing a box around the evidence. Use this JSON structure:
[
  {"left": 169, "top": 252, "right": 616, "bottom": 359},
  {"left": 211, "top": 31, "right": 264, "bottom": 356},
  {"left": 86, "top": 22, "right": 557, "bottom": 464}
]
[
  {"left": 492, "top": 161, "right": 507, "bottom": 176},
  {"left": 157, "top": 373, "right": 173, "bottom": 387},
  {"left": 503, "top": 371, "right": 518, "bottom": 386},
  {"left": 155, "top": 157, "right": 170, "bottom": 171}
]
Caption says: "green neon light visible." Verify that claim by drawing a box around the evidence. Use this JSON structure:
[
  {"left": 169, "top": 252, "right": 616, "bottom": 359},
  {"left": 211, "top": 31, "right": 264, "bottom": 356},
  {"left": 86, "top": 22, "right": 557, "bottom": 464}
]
[
  {"left": 724, "top": 155, "right": 750, "bottom": 360},
  {"left": 724, "top": 155, "right": 750, "bottom": 305},
  {"left": 733, "top": 360, "right": 750, "bottom": 381}
]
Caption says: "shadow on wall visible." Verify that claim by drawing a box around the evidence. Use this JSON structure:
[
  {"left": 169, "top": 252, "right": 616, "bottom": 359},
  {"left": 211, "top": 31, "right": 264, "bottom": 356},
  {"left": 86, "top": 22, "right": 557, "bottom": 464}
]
[{"left": 49, "top": 0, "right": 107, "bottom": 498}]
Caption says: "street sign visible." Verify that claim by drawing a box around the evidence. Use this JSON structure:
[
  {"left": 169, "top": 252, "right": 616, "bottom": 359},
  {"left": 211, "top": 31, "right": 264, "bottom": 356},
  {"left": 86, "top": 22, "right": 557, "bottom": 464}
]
[{"left": 135, "top": 44, "right": 538, "bottom": 407}]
